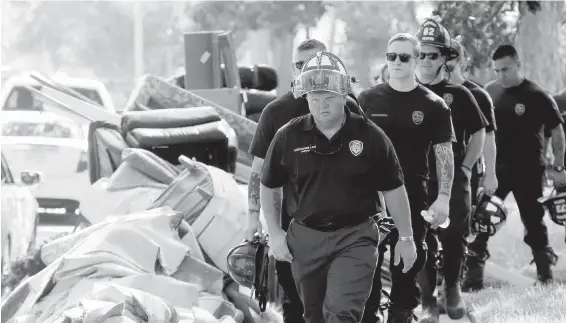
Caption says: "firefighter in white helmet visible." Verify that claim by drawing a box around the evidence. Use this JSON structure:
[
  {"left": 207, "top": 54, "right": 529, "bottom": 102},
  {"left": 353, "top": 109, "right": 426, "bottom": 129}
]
[{"left": 259, "top": 51, "right": 417, "bottom": 323}]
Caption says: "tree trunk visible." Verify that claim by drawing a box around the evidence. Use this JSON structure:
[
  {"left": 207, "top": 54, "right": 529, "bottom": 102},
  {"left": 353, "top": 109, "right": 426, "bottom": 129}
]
[
  {"left": 270, "top": 31, "right": 294, "bottom": 96},
  {"left": 516, "top": 1, "right": 566, "bottom": 94}
]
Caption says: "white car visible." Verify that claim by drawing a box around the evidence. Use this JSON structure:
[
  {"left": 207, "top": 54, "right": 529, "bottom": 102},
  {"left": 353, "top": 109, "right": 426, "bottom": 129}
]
[
  {"left": 1, "top": 111, "right": 90, "bottom": 223},
  {"left": 0, "top": 74, "right": 116, "bottom": 113},
  {"left": 1, "top": 153, "right": 41, "bottom": 274}
]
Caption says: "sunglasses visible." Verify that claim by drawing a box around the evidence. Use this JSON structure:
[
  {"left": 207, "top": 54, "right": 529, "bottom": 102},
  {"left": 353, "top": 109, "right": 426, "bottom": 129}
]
[
  {"left": 310, "top": 134, "right": 343, "bottom": 155},
  {"left": 294, "top": 61, "right": 305, "bottom": 70},
  {"left": 386, "top": 53, "right": 415, "bottom": 63},
  {"left": 419, "top": 52, "right": 440, "bottom": 60}
]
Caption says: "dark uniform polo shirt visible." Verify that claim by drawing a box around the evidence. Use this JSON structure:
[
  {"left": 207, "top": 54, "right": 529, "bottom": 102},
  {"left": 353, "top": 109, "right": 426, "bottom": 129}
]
[
  {"left": 486, "top": 79, "right": 564, "bottom": 168},
  {"left": 358, "top": 83, "right": 455, "bottom": 181},
  {"left": 249, "top": 91, "right": 359, "bottom": 229},
  {"left": 261, "top": 108, "right": 404, "bottom": 224},
  {"left": 462, "top": 80, "right": 497, "bottom": 132},
  {"left": 425, "top": 80, "right": 489, "bottom": 167}
]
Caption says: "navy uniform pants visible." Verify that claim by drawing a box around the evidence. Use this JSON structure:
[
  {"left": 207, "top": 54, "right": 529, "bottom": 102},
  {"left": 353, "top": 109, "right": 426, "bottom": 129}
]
[
  {"left": 425, "top": 167, "right": 472, "bottom": 288},
  {"left": 469, "top": 164, "right": 549, "bottom": 254},
  {"left": 287, "top": 218, "right": 379, "bottom": 323},
  {"left": 363, "top": 178, "right": 429, "bottom": 317}
]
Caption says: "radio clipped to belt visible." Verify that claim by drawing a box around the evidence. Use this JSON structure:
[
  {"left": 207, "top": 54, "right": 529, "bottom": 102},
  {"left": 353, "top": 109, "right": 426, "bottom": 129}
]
[{"left": 226, "top": 234, "right": 271, "bottom": 312}]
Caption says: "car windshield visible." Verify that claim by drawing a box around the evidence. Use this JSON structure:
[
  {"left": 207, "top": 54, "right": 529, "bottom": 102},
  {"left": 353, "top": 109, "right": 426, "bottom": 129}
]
[
  {"left": 3, "top": 85, "right": 104, "bottom": 111},
  {"left": 1, "top": 119, "right": 81, "bottom": 139}
]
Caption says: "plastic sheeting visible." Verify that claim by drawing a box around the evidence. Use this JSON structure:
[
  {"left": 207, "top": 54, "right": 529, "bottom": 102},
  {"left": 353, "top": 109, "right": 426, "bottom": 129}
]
[
  {"left": 151, "top": 158, "right": 246, "bottom": 274},
  {"left": 79, "top": 148, "right": 182, "bottom": 225},
  {"left": 2, "top": 208, "right": 241, "bottom": 323}
]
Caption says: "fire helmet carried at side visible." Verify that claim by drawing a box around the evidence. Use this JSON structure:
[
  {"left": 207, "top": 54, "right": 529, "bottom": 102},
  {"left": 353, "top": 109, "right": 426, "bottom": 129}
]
[
  {"left": 226, "top": 234, "right": 271, "bottom": 312},
  {"left": 470, "top": 187, "right": 508, "bottom": 236},
  {"left": 538, "top": 187, "right": 566, "bottom": 226}
]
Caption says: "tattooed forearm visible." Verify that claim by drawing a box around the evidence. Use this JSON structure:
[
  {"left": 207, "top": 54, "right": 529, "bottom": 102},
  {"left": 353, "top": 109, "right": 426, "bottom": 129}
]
[
  {"left": 260, "top": 184, "right": 283, "bottom": 234},
  {"left": 434, "top": 142, "right": 454, "bottom": 197},
  {"left": 248, "top": 172, "right": 261, "bottom": 212}
]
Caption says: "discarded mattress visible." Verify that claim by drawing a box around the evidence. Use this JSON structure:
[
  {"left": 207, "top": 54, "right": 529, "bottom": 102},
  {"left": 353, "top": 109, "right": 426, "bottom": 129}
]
[{"left": 1, "top": 207, "right": 241, "bottom": 323}]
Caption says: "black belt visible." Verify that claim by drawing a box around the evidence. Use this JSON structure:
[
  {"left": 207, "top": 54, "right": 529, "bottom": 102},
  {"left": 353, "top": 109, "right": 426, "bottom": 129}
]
[{"left": 295, "top": 216, "right": 370, "bottom": 232}]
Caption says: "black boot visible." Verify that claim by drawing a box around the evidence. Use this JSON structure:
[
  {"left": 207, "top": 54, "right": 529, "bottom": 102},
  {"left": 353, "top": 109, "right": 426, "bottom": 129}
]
[
  {"left": 362, "top": 289, "right": 388, "bottom": 323},
  {"left": 461, "top": 249, "right": 490, "bottom": 292},
  {"left": 386, "top": 309, "right": 416, "bottom": 323},
  {"left": 418, "top": 270, "right": 439, "bottom": 323},
  {"left": 362, "top": 309, "right": 385, "bottom": 323},
  {"left": 531, "top": 247, "right": 559, "bottom": 285},
  {"left": 444, "top": 284, "right": 467, "bottom": 319}
]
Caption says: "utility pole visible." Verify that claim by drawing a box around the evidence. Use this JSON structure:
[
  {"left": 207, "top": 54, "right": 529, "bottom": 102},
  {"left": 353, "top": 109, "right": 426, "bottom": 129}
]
[{"left": 133, "top": 1, "right": 144, "bottom": 79}]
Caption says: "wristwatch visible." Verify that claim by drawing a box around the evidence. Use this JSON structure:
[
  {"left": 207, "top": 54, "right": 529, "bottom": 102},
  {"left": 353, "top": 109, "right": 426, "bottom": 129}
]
[
  {"left": 554, "top": 165, "right": 565, "bottom": 172},
  {"left": 399, "top": 236, "right": 414, "bottom": 242}
]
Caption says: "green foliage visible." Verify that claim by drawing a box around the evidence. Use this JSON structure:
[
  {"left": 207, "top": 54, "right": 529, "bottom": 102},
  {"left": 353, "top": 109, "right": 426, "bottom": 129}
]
[
  {"left": 5, "top": 0, "right": 327, "bottom": 98},
  {"left": 432, "top": 1, "right": 519, "bottom": 72},
  {"left": 333, "top": 1, "right": 420, "bottom": 87},
  {"left": 190, "top": 1, "right": 327, "bottom": 38},
  {"left": 5, "top": 2, "right": 187, "bottom": 79}
]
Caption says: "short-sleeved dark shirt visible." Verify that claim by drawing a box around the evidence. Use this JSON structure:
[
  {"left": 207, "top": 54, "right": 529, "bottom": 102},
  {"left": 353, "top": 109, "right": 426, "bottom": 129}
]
[
  {"left": 260, "top": 109, "right": 404, "bottom": 224},
  {"left": 249, "top": 91, "right": 360, "bottom": 227},
  {"left": 486, "top": 79, "right": 564, "bottom": 167},
  {"left": 358, "top": 83, "right": 455, "bottom": 181},
  {"left": 462, "top": 80, "right": 497, "bottom": 132},
  {"left": 425, "top": 80, "right": 489, "bottom": 166}
]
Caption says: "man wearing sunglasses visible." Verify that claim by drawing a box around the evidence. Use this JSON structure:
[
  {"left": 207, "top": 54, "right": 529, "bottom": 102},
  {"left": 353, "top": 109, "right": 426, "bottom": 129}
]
[
  {"left": 260, "top": 51, "right": 417, "bottom": 323},
  {"left": 444, "top": 39, "right": 498, "bottom": 202},
  {"left": 414, "top": 20, "right": 489, "bottom": 322},
  {"left": 247, "top": 39, "right": 359, "bottom": 323},
  {"left": 358, "top": 33, "right": 456, "bottom": 323},
  {"left": 424, "top": 37, "right": 499, "bottom": 317},
  {"left": 463, "top": 45, "right": 565, "bottom": 292}
]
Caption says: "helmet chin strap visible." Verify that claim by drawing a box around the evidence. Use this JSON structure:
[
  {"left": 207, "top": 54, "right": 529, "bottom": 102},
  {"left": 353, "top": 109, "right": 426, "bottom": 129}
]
[{"left": 416, "top": 63, "right": 449, "bottom": 86}]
